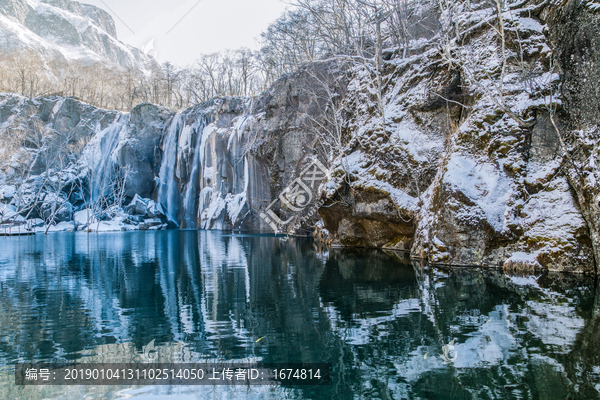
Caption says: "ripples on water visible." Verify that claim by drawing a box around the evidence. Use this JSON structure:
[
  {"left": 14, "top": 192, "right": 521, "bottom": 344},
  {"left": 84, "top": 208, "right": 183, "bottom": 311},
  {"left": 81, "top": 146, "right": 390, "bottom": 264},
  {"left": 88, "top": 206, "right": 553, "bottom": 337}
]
[{"left": 0, "top": 231, "right": 598, "bottom": 399}]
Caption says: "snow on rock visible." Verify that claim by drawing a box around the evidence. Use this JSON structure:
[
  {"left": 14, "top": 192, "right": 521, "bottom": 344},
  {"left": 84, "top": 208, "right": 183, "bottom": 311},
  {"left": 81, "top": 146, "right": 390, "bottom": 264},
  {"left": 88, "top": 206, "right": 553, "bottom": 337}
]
[
  {"left": 0, "top": 0, "right": 597, "bottom": 273},
  {"left": 444, "top": 155, "right": 513, "bottom": 233},
  {"left": 43, "top": 221, "right": 76, "bottom": 232},
  {"left": 503, "top": 251, "right": 543, "bottom": 271},
  {"left": 0, "top": 0, "right": 157, "bottom": 74},
  {"left": 0, "top": 185, "right": 16, "bottom": 201},
  {"left": 73, "top": 208, "right": 97, "bottom": 229},
  {"left": 0, "top": 203, "right": 19, "bottom": 222},
  {"left": 124, "top": 194, "right": 149, "bottom": 216},
  {"left": 403, "top": 0, "right": 597, "bottom": 272},
  {"left": 89, "top": 220, "right": 131, "bottom": 232}
]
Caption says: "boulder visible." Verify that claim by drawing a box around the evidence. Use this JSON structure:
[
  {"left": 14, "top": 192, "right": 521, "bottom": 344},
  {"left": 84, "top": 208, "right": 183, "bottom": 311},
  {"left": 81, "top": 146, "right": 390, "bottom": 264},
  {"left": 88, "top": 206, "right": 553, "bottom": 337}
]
[
  {"left": 123, "top": 195, "right": 170, "bottom": 227},
  {"left": 125, "top": 194, "right": 149, "bottom": 216},
  {"left": 73, "top": 208, "right": 97, "bottom": 229},
  {"left": 0, "top": 185, "right": 16, "bottom": 202},
  {"left": 139, "top": 218, "right": 164, "bottom": 230},
  {"left": 123, "top": 215, "right": 144, "bottom": 225},
  {"left": 41, "top": 196, "right": 73, "bottom": 223},
  {"left": 0, "top": 203, "right": 18, "bottom": 223},
  {"left": 147, "top": 200, "right": 166, "bottom": 219}
]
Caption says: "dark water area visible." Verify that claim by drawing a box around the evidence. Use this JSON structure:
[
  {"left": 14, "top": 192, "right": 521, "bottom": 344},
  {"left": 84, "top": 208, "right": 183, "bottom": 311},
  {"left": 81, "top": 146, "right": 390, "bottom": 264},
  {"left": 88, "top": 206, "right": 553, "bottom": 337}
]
[{"left": 0, "top": 231, "right": 599, "bottom": 399}]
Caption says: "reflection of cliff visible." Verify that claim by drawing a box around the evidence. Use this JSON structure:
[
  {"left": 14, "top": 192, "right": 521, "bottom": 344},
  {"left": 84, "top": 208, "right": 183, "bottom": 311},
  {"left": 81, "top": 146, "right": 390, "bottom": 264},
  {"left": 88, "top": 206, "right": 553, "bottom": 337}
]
[
  {"left": 407, "top": 268, "right": 597, "bottom": 400},
  {"left": 562, "top": 286, "right": 600, "bottom": 399},
  {"left": 319, "top": 249, "right": 417, "bottom": 320}
]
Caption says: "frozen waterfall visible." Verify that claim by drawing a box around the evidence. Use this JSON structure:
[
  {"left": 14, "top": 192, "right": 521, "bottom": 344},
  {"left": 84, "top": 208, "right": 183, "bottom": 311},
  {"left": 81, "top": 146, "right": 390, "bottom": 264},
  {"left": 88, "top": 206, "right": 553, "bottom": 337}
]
[{"left": 157, "top": 114, "right": 183, "bottom": 226}]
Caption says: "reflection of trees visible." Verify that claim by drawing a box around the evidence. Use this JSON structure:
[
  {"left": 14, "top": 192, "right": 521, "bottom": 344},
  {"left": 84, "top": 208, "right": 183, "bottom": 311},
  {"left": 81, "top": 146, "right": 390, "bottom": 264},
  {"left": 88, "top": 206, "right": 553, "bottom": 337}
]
[{"left": 0, "top": 232, "right": 599, "bottom": 399}]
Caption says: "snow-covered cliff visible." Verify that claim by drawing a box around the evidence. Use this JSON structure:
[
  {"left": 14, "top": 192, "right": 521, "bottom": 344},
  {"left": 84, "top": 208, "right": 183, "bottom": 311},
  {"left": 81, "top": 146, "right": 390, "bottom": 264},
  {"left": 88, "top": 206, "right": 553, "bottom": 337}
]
[
  {"left": 0, "top": 0, "right": 155, "bottom": 71},
  {"left": 0, "top": 0, "right": 598, "bottom": 274}
]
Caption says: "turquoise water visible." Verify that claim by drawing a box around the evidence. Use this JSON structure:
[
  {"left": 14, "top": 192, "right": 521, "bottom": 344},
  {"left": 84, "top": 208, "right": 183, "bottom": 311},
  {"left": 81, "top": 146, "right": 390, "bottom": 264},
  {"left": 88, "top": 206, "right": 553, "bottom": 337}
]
[{"left": 0, "top": 230, "right": 598, "bottom": 399}]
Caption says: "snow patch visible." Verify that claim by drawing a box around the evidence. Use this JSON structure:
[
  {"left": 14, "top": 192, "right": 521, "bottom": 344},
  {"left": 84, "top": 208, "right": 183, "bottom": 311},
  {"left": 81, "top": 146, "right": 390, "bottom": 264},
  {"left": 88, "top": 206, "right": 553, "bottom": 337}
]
[{"left": 445, "top": 155, "right": 512, "bottom": 232}]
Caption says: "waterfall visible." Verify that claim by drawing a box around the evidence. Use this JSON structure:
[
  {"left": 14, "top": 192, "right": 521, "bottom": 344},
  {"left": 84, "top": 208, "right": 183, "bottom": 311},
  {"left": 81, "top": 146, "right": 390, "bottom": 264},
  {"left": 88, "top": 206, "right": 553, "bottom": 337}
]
[
  {"left": 181, "top": 114, "right": 208, "bottom": 228},
  {"left": 87, "top": 118, "right": 125, "bottom": 203},
  {"left": 157, "top": 114, "right": 183, "bottom": 225},
  {"left": 156, "top": 102, "right": 252, "bottom": 230}
]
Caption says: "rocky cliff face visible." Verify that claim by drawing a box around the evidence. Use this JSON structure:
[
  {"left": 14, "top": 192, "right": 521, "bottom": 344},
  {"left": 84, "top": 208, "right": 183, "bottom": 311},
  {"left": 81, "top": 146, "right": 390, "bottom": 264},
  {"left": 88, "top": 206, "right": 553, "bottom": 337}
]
[
  {"left": 316, "top": 0, "right": 597, "bottom": 274},
  {"left": 155, "top": 61, "right": 345, "bottom": 232},
  {"left": 0, "top": 62, "right": 343, "bottom": 233},
  {"left": 0, "top": 0, "right": 598, "bottom": 274},
  {"left": 544, "top": 0, "right": 600, "bottom": 272}
]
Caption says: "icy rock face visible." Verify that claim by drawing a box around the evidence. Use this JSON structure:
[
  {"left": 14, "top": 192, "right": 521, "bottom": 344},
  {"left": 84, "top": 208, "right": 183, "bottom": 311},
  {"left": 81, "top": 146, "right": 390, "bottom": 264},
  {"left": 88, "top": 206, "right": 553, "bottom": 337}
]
[
  {"left": 316, "top": 0, "right": 596, "bottom": 273},
  {"left": 404, "top": 1, "right": 595, "bottom": 273},
  {"left": 155, "top": 98, "right": 249, "bottom": 229},
  {"left": 404, "top": 0, "right": 594, "bottom": 273},
  {"left": 545, "top": 2, "right": 600, "bottom": 272},
  {"left": 0, "top": 0, "right": 598, "bottom": 273},
  {"left": 0, "top": 95, "right": 119, "bottom": 218},
  {"left": 154, "top": 63, "right": 343, "bottom": 231},
  {"left": 0, "top": 95, "right": 119, "bottom": 151},
  {"left": 118, "top": 104, "right": 173, "bottom": 199},
  {"left": 226, "top": 62, "right": 347, "bottom": 234},
  {"left": 0, "top": 0, "right": 155, "bottom": 70},
  {"left": 0, "top": 95, "right": 172, "bottom": 230},
  {"left": 316, "top": 58, "right": 452, "bottom": 249},
  {"left": 75, "top": 102, "right": 172, "bottom": 202}
]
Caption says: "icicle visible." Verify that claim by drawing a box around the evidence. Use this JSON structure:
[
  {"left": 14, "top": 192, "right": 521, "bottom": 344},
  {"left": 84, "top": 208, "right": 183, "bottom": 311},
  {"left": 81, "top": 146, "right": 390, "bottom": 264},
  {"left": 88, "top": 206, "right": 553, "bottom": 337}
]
[{"left": 181, "top": 114, "right": 208, "bottom": 228}]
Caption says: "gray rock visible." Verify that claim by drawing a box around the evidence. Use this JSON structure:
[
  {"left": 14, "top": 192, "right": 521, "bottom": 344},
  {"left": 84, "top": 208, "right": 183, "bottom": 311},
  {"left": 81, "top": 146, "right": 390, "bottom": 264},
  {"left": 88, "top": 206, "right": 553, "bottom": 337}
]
[
  {"left": 546, "top": 2, "right": 600, "bottom": 273},
  {"left": 125, "top": 194, "right": 149, "bottom": 216},
  {"left": 117, "top": 104, "right": 174, "bottom": 199},
  {"left": 123, "top": 215, "right": 144, "bottom": 225},
  {"left": 147, "top": 200, "right": 166, "bottom": 219}
]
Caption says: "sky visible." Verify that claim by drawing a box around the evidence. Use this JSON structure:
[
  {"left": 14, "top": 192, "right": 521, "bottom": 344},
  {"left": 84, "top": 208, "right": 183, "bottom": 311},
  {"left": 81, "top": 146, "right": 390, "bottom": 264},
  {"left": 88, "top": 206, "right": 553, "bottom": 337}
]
[{"left": 82, "top": 0, "right": 289, "bottom": 67}]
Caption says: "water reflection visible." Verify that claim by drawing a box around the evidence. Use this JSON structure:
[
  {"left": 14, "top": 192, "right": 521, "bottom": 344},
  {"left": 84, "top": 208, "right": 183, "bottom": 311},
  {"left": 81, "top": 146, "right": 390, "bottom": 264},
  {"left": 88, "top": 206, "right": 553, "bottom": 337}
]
[{"left": 0, "top": 231, "right": 598, "bottom": 399}]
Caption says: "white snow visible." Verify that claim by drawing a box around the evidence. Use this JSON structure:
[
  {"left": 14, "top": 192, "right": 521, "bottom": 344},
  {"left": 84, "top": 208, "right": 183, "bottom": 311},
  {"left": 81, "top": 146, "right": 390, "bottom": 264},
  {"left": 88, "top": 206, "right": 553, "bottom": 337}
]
[
  {"left": 43, "top": 221, "right": 75, "bottom": 232},
  {"left": 337, "top": 151, "right": 420, "bottom": 212},
  {"left": 586, "top": 1, "right": 600, "bottom": 10},
  {"left": 226, "top": 192, "right": 247, "bottom": 224},
  {"left": 74, "top": 208, "right": 97, "bottom": 226},
  {"left": 512, "top": 17, "right": 545, "bottom": 33},
  {"left": 389, "top": 118, "right": 443, "bottom": 162},
  {"left": 504, "top": 251, "right": 542, "bottom": 269},
  {"left": 444, "top": 155, "right": 512, "bottom": 232},
  {"left": 87, "top": 220, "right": 137, "bottom": 232},
  {"left": 519, "top": 178, "right": 586, "bottom": 252}
]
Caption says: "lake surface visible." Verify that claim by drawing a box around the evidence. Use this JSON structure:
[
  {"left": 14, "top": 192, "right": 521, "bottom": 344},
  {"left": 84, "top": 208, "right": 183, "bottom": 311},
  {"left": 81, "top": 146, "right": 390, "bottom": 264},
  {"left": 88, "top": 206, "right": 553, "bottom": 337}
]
[{"left": 0, "top": 230, "right": 598, "bottom": 399}]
